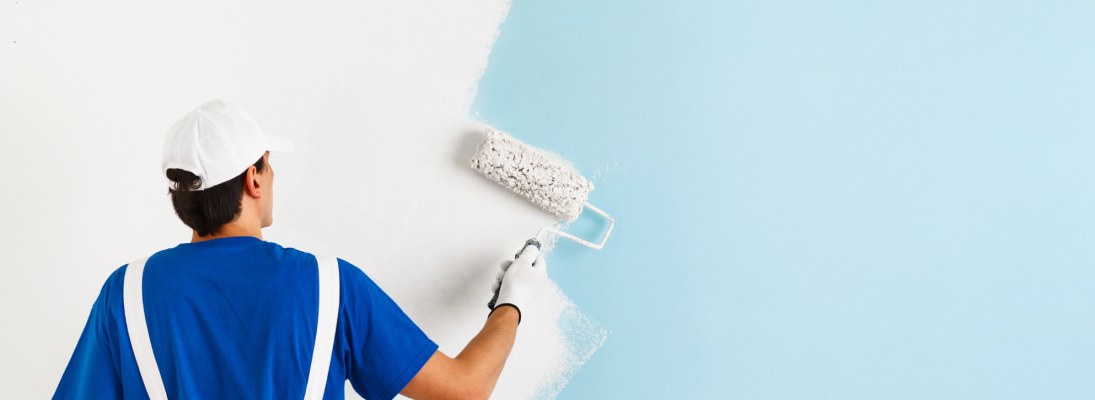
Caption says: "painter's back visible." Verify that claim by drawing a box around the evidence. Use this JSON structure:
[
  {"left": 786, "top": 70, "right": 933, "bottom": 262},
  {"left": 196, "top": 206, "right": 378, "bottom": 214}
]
[{"left": 53, "top": 237, "right": 437, "bottom": 400}]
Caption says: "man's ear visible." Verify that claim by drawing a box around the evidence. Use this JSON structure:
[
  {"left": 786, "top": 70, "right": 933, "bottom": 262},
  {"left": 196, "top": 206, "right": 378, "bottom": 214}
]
[{"left": 244, "top": 165, "right": 262, "bottom": 199}]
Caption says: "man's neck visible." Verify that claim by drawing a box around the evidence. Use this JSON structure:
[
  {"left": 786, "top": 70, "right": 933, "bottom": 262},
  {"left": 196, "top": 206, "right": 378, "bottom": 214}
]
[{"left": 191, "top": 223, "right": 263, "bottom": 243}]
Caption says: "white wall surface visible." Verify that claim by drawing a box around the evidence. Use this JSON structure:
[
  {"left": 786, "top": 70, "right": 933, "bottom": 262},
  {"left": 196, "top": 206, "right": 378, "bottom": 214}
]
[{"left": 0, "top": 1, "right": 603, "bottom": 398}]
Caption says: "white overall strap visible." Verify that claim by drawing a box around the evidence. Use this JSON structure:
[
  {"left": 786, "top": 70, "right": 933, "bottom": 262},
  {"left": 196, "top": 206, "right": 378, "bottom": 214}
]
[
  {"left": 123, "top": 257, "right": 170, "bottom": 400},
  {"left": 302, "top": 255, "right": 341, "bottom": 400}
]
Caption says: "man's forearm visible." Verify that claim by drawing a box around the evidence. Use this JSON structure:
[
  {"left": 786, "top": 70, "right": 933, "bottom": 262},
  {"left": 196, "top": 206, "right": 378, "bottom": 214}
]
[
  {"left": 401, "top": 306, "right": 520, "bottom": 400},
  {"left": 455, "top": 305, "right": 520, "bottom": 390}
]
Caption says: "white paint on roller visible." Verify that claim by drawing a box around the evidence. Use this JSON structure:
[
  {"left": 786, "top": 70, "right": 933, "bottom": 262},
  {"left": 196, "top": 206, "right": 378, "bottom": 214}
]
[
  {"left": 0, "top": 1, "right": 606, "bottom": 399},
  {"left": 471, "top": 129, "right": 595, "bottom": 222}
]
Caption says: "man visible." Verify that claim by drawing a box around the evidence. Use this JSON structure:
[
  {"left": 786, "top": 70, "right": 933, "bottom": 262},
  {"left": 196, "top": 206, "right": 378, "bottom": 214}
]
[{"left": 53, "top": 98, "right": 548, "bottom": 400}]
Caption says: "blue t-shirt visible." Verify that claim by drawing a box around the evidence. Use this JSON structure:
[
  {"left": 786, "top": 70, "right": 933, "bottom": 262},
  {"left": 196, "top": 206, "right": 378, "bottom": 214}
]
[{"left": 53, "top": 236, "right": 438, "bottom": 400}]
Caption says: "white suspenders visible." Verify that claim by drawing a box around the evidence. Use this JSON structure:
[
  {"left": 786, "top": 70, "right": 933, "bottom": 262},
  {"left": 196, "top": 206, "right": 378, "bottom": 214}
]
[
  {"left": 303, "top": 255, "right": 341, "bottom": 400},
  {"left": 124, "top": 254, "right": 341, "bottom": 400},
  {"left": 123, "top": 257, "right": 168, "bottom": 400}
]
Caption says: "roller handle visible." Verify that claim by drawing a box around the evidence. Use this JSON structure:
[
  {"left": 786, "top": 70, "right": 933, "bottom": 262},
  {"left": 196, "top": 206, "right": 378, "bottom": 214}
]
[{"left": 488, "top": 238, "right": 541, "bottom": 309}]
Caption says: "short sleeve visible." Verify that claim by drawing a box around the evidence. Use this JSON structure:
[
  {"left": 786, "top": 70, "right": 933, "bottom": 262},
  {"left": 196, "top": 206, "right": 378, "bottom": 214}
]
[
  {"left": 339, "top": 260, "right": 438, "bottom": 400},
  {"left": 53, "top": 267, "right": 126, "bottom": 400}
]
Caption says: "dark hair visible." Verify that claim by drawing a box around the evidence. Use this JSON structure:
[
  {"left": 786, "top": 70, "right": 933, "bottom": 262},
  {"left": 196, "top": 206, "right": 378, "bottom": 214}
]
[{"left": 166, "top": 157, "right": 266, "bottom": 237}]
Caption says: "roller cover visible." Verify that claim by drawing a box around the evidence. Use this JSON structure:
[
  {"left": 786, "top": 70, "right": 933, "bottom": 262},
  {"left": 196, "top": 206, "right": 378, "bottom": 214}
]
[{"left": 470, "top": 128, "right": 594, "bottom": 222}]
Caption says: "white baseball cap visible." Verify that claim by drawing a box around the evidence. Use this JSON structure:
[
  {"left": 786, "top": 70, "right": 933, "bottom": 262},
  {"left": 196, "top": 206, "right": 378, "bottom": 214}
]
[{"left": 162, "top": 98, "right": 294, "bottom": 190}]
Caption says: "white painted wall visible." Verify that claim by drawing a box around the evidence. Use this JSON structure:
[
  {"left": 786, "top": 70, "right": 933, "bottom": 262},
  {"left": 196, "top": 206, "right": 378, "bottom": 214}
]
[{"left": 0, "top": 1, "right": 602, "bottom": 398}]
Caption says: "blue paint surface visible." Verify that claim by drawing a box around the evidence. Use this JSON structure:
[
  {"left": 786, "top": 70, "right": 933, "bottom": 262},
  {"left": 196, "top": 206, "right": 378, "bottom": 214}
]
[{"left": 471, "top": 1, "right": 1095, "bottom": 398}]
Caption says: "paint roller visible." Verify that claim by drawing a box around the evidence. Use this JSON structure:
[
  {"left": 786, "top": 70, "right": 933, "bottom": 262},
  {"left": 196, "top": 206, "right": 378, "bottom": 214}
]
[{"left": 471, "top": 128, "right": 615, "bottom": 308}]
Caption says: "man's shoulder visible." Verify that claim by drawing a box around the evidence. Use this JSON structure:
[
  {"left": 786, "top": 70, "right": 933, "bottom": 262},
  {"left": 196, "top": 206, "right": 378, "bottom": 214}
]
[
  {"left": 260, "top": 241, "right": 320, "bottom": 263},
  {"left": 95, "top": 252, "right": 168, "bottom": 310},
  {"left": 85, "top": 263, "right": 131, "bottom": 326},
  {"left": 252, "top": 242, "right": 371, "bottom": 281},
  {"left": 260, "top": 242, "right": 360, "bottom": 270}
]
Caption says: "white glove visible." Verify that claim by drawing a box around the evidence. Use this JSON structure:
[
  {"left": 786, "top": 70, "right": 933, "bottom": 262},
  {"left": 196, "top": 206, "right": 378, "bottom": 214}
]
[{"left": 490, "top": 244, "right": 548, "bottom": 323}]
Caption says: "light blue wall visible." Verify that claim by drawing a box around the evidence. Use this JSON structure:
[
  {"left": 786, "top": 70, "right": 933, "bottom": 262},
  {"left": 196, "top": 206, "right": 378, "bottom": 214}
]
[{"left": 471, "top": 1, "right": 1095, "bottom": 398}]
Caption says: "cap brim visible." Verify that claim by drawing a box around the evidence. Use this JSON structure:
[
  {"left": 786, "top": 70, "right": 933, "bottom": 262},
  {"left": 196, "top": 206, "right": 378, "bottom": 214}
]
[{"left": 264, "top": 132, "right": 295, "bottom": 152}]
